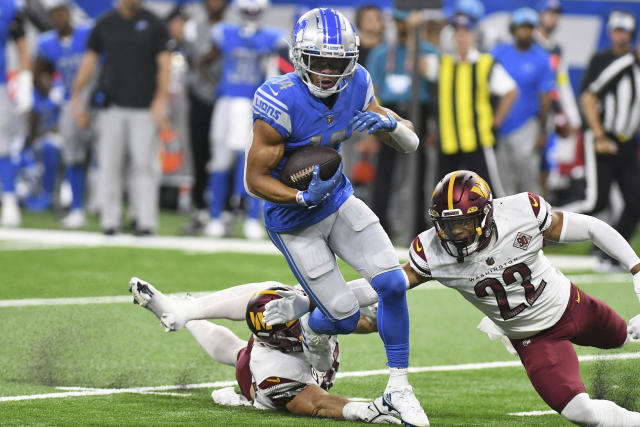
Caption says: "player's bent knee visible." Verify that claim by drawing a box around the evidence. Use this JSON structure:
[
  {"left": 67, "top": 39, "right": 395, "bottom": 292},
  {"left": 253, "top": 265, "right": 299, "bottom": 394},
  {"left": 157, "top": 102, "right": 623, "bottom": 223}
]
[
  {"left": 371, "top": 269, "right": 407, "bottom": 299},
  {"left": 333, "top": 310, "right": 360, "bottom": 334}
]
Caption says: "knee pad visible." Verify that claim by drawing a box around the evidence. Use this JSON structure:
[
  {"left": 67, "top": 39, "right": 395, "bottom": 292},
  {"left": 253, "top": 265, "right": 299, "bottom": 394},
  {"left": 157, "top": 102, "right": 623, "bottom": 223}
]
[
  {"left": 333, "top": 310, "right": 360, "bottom": 334},
  {"left": 371, "top": 269, "right": 407, "bottom": 299},
  {"left": 309, "top": 308, "right": 360, "bottom": 335}
]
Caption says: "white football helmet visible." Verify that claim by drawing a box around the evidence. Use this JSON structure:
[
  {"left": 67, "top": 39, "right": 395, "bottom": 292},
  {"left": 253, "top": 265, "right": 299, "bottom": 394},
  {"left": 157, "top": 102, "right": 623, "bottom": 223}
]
[{"left": 290, "top": 8, "right": 359, "bottom": 98}]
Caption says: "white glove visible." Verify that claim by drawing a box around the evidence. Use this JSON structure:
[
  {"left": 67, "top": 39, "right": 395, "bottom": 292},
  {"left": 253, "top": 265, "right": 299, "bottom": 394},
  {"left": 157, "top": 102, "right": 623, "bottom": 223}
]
[
  {"left": 263, "top": 289, "right": 310, "bottom": 326},
  {"left": 633, "top": 272, "right": 640, "bottom": 303},
  {"left": 343, "top": 397, "right": 401, "bottom": 424},
  {"left": 628, "top": 314, "right": 640, "bottom": 342},
  {"left": 14, "top": 70, "right": 33, "bottom": 113},
  {"left": 211, "top": 387, "right": 252, "bottom": 406}
]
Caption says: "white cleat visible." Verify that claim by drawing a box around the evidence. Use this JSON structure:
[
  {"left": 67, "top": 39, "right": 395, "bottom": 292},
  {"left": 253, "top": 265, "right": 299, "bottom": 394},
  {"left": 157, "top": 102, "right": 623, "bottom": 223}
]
[
  {"left": 1, "top": 194, "right": 21, "bottom": 227},
  {"left": 128, "top": 277, "right": 188, "bottom": 331},
  {"left": 243, "top": 219, "right": 265, "bottom": 240},
  {"left": 300, "top": 313, "right": 334, "bottom": 372},
  {"left": 203, "top": 219, "right": 225, "bottom": 238},
  {"left": 382, "top": 385, "right": 429, "bottom": 427},
  {"left": 61, "top": 209, "right": 87, "bottom": 229}
]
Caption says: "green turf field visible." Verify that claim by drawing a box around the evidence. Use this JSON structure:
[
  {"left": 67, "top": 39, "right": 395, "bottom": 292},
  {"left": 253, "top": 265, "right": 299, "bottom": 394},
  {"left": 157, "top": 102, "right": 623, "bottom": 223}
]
[{"left": 1, "top": 242, "right": 639, "bottom": 426}]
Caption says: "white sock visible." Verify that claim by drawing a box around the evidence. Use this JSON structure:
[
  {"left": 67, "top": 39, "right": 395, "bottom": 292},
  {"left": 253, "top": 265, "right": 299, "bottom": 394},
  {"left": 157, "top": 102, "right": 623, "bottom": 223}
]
[
  {"left": 185, "top": 320, "right": 246, "bottom": 366},
  {"left": 386, "top": 367, "right": 409, "bottom": 389},
  {"left": 185, "top": 281, "right": 280, "bottom": 322},
  {"left": 561, "top": 393, "right": 640, "bottom": 426}
]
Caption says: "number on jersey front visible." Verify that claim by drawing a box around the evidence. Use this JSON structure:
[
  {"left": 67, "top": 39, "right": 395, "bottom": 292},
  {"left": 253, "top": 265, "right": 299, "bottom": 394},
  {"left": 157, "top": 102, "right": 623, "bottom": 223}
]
[{"left": 474, "top": 263, "right": 547, "bottom": 320}]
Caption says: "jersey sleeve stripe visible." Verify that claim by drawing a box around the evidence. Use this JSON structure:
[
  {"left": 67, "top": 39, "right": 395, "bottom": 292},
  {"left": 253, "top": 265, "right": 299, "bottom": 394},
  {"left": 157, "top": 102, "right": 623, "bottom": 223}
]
[
  {"left": 528, "top": 192, "right": 541, "bottom": 217},
  {"left": 538, "top": 210, "right": 549, "bottom": 232},
  {"left": 409, "top": 252, "right": 432, "bottom": 277},
  {"left": 256, "top": 88, "right": 289, "bottom": 111}
]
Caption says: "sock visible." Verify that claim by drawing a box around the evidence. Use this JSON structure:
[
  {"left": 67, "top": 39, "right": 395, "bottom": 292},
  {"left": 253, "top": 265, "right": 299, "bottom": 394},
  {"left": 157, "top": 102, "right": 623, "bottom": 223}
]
[
  {"left": 561, "top": 393, "right": 640, "bottom": 426},
  {"left": 208, "top": 171, "right": 229, "bottom": 219},
  {"left": 371, "top": 269, "right": 410, "bottom": 368},
  {"left": 0, "top": 156, "right": 17, "bottom": 193},
  {"left": 185, "top": 320, "right": 246, "bottom": 366},
  {"left": 189, "top": 281, "right": 276, "bottom": 321},
  {"left": 66, "top": 165, "right": 85, "bottom": 210},
  {"left": 40, "top": 140, "right": 60, "bottom": 195},
  {"left": 386, "top": 367, "right": 409, "bottom": 389}
]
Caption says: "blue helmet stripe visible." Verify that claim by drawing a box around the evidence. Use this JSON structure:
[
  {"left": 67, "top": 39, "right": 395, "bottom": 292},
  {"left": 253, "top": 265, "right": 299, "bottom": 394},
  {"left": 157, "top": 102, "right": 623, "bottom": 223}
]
[{"left": 322, "top": 8, "right": 339, "bottom": 45}]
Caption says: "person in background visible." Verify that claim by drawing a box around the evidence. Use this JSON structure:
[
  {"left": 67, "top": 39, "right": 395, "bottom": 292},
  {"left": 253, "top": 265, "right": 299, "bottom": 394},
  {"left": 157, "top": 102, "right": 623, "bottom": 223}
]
[
  {"left": 579, "top": 10, "right": 640, "bottom": 271},
  {"left": 72, "top": 0, "right": 171, "bottom": 236},
  {"left": 0, "top": 0, "right": 32, "bottom": 227},
  {"left": 491, "top": 7, "right": 554, "bottom": 196},
  {"left": 366, "top": 9, "right": 436, "bottom": 238},
  {"left": 171, "top": 0, "right": 228, "bottom": 235},
  {"left": 202, "top": 0, "right": 284, "bottom": 240},
  {"left": 36, "top": 0, "right": 93, "bottom": 228},
  {"left": 420, "top": 12, "right": 517, "bottom": 196}
]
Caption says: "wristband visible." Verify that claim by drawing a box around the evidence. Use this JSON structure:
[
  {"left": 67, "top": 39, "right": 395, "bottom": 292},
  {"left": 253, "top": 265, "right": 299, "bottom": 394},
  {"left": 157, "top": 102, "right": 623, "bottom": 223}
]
[{"left": 295, "top": 191, "right": 307, "bottom": 206}]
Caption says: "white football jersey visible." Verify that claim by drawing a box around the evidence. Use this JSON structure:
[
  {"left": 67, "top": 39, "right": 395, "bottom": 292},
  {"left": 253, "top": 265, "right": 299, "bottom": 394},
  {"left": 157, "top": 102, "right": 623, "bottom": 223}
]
[
  {"left": 251, "top": 337, "right": 339, "bottom": 410},
  {"left": 409, "top": 192, "right": 571, "bottom": 339}
]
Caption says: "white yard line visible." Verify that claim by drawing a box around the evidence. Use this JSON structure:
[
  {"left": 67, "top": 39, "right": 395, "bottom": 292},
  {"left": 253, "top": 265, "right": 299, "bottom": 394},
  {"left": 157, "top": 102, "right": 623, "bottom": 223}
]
[
  {"left": 508, "top": 410, "right": 557, "bottom": 416},
  {"left": 2, "top": 352, "right": 638, "bottom": 403}
]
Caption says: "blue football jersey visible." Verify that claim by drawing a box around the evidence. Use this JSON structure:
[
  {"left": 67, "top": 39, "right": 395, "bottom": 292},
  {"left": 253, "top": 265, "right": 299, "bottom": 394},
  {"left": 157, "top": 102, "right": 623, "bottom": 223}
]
[
  {"left": 36, "top": 24, "right": 92, "bottom": 99},
  {"left": 252, "top": 65, "right": 376, "bottom": 232},
  {"left": 211, "top": 23, "right": 284, "bottom": 99},
  {"left": 32, "top": 81, "right": 64, "bottom": 134},
  {"left": 0, "top": 0, "right": 22, "bottom": 84}
]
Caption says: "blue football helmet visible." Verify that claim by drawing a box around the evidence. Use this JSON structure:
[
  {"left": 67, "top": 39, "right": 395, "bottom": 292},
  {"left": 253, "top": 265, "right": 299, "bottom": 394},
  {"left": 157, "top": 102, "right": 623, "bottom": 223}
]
[{"left": 290, "top": 8, "right": 359, "bottom": 98}]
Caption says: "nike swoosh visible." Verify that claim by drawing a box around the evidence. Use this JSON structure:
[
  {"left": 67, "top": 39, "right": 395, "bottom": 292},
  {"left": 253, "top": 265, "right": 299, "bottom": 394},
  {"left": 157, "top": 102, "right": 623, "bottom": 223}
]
[
  {"left": 415, "top": 240, "right": 423, "bottom": 252},
  {"left": 269, "top": 85, "right": 279, "bottom": 96},
  {"left": 529, "top": 194, "right": 539, "bottom": 207},
  {"left": 576, "top": 290, "right": 580, "bottom": 303}
]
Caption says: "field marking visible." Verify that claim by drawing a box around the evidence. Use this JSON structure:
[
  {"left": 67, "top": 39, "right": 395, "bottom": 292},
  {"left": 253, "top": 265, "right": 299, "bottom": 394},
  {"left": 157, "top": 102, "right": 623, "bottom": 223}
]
[
  {"left": 508, "top": 410, "right": 557, "bottom": 416},
  {"left": 2, "top": 352, "right": 639, "bottom": 403}
]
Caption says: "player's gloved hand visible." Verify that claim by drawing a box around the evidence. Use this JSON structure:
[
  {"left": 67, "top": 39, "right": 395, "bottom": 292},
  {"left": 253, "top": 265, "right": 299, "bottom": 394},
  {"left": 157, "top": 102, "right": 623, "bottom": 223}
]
[
  {"left": 296, "top": 163, "right": 343, "bottom": 208},
  {"left": 263, "top": 289, "right": 310, "bottom": 326},
  {"left": 633, "top": 272, "right": 640, "bottom": 303},
  {"left": 628, "top": 314, "right": 640, "bottom": 342},
  {"left": 350, "top": 111, "right": 397, "bottom": 134},
  {"left": 343, "top": 397, "right": 401, "bottom": 424}
]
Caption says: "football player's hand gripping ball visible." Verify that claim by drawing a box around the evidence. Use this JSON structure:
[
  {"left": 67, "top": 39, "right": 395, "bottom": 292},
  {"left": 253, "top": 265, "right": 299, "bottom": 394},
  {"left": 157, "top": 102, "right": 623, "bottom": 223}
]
[{"left": 297, "top": 163, "right": 343, "bottom": 208}]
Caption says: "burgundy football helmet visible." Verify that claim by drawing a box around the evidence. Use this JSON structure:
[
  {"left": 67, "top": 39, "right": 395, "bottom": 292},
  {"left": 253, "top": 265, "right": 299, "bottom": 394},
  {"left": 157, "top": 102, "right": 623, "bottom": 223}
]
[
  {"left": 429, "top": 170, "right": 494, "bottom": 263},
  {"left": 246, "top": 287, "right": 303, "bottom": 353}
]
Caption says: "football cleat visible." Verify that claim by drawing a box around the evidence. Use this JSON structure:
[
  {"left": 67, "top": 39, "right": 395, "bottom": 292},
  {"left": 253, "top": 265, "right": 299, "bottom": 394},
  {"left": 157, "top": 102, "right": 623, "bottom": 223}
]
[
  {"left": 382, "top": 385, "right": 429, "bottom": 427},
  {"left": 128, "top": 277, "right": 188, "bottom": 332},
  {"left": 61, "top": 209, "right": 87, "bottom": 229},
  {"left": 1, "top": 194, "right": 21, "bottom": 227},
  {"left": 300, "top": 312, "right": 333, "bottom": 372},
  {"left": 203, "top": 219, "right": 225, "bottom": 238},
  {"left": 243, "top": 219, "right": 265, "bottom": 240}
]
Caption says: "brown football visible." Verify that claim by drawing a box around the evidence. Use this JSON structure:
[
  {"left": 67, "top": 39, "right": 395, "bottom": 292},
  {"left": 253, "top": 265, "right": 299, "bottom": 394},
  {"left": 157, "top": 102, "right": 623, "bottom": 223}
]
[{"left": 280, "top": 145, "right": 342, "bottom": 191}]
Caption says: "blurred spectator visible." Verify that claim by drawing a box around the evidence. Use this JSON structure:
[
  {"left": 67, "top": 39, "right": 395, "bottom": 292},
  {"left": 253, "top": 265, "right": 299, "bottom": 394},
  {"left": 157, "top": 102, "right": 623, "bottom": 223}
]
[
  {"left": 440, "top": 0, "right": 485, "bottom": 53},
  {"left": 420, "top": 13, "right": 517, "bottom": 195},
  {"left": 36, "top": 0, "right": 93, "bottom": 228},
  {"left": 534, "top": 0, "right": 582, "bottom": 200},
  {"left": 365, "top": 9, "right": 436, "bottom": 238},
  {"left": 579, "top": 10, "right": 640, "bottom": 270},
  {"left": 0, "top": 0, "right": 32, "bottom": 227},
  {"left": 202, "top": 0, "right": 284, "bottom": 239},
  {"left": 168, "top": 0, "right": 227, "bottom": 235},
  {"left": 491, "top": 7, "right": 554, "bottom": 195},
  {"left": 356, "top": 5, "right": 384, "bottom": 67},
  {"left": 72, "top": 0, "right": 171, "bottom": 235}
]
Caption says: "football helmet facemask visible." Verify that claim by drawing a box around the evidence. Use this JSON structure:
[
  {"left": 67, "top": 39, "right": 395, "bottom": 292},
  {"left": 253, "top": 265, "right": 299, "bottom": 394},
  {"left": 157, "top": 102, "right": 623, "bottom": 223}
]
[
  {"left": 429, "top": 170, "right": 494, "bottom": 263},
  {"left": 291, "top": 8, "right": 359, "bottom": 99},
  {"left": 246, "top": 287, "right": 303, "bottom": 353}
]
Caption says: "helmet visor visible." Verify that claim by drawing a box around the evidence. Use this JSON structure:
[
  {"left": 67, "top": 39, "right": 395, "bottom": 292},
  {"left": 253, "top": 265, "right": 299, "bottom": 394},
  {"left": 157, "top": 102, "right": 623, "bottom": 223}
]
[
  {"left": 305, "top": 54, "right": 353, "bottom": 76},
  {"left": 436, "top": 215, "right": 481, "bottom": 246}
]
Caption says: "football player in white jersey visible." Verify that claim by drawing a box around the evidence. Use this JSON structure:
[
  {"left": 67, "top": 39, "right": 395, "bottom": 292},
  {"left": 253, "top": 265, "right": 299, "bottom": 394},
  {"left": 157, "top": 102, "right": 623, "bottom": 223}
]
[
  {"left": 263, "top": 169, "right": 640, "bottom": 426},
  {"left": 128, "top": 277, "right": 399, "bottom": 424}
]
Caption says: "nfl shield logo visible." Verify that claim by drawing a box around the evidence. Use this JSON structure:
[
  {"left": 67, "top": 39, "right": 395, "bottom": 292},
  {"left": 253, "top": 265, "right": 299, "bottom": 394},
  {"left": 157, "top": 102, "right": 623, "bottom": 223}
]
[
  {"left": 513, "top": 232, "right": 532, "bottom": 250},
  {"left": 326, "top": 115, "right": 334, "bottom": 124}
]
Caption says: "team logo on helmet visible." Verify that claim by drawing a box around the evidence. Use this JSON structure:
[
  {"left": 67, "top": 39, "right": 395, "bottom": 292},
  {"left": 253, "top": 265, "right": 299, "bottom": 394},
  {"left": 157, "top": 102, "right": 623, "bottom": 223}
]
[{"left": 246, "top": 287, "right": 303, "bottom": 353}]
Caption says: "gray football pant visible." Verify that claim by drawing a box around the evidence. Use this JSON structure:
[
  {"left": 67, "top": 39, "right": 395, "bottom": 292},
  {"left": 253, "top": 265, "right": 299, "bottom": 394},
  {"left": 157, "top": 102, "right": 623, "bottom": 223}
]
[
  {"left": 266, "top": 196, "right": 400, "bottom": 321},
  {"left": 97, "top": 106, "right": 159, "bottom": 230},
  {"left": 60, "top": 101, "right": 92, "bottom": 165},
  {"left": 0, "top": 85, "right": 26, "bottom": 157},
  {"left": 497, "top": 117, "right": 542, "bottom": 195}
]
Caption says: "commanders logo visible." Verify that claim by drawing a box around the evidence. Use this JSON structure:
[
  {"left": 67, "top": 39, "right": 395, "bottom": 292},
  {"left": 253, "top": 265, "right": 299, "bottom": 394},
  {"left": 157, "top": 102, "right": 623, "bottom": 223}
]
[{"left": 513, "top": 232, "right": 532, "bottom": 250}]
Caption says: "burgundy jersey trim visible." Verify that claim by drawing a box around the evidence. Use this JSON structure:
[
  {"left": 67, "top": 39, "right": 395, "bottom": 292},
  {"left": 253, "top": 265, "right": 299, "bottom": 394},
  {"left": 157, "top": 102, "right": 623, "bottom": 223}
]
[
  {"left": 528, "top": 193, "right": 541, "bottom": 217},
  {"left": 412, "top": 237, "right": 427, "bottom": 262}
]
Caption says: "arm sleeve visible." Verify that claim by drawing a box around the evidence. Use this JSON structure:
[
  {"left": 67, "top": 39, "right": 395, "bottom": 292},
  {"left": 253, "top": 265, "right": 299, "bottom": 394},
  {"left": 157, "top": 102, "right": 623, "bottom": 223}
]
[
  {"left": 489, "top": 62, "right": 517, "bottom": 97},
  {"left": 559, "top": 211, "right": 640, "bottom": 272},
  {"left": 408, "top": 236, "right": 432, "bottom": 278},
  {"left": 87, "top": 21, "right": 103, "bottom": 53},
  {"left": 423, "top": 54, "right": 439, "bottom": 81},
  {"left": 527, "top": 192, "right": 553, "bottom": 233}
]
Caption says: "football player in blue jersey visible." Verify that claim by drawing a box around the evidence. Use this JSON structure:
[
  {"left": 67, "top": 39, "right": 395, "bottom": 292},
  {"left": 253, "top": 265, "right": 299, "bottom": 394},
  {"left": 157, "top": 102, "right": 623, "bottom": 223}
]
[
  {"left": 0, "top": 0, "right": 32, "bottom": 227},
  {"left": 245, "top": 8, "right": 428, "bottom": 426},
  {"left": 36, "top": 0, "right": 93, "bottom": 228},
  {"left": 203, "top": 0, "right": 285, "bottom": 240}
]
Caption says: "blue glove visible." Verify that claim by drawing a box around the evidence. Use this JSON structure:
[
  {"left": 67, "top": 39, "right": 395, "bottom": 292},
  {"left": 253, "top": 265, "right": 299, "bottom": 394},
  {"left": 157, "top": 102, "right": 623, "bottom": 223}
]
[
  {"left": 350, "top": 111, "right": 397, "bottom": 134},
  {"left": 296, "top": 163, "right": 343, "bottom": 208}
]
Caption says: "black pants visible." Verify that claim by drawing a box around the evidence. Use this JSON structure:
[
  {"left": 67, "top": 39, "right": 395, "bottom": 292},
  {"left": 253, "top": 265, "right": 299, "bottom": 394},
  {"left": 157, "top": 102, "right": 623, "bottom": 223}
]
[
  {"left": 590, "top": 139, "right": 640, "bottom": 241},
  {"left": 188, "top": 92, "right": 214, "bottom": 210},
  {"left": 437, "top": 150, "right": 491, "bottom": 188}
]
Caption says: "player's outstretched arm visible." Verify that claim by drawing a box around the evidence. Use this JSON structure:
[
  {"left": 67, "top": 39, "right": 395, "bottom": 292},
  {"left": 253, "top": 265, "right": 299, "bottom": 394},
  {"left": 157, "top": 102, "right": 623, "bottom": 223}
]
[
  {"left": 545, "top": 211, "right": 640, "bottom": 301},
  {"left": 349, "top": 97, "right": 419, "bottom": 153},
  {"left": 286, "top": 385, "right": 400, "bottom": 424}
]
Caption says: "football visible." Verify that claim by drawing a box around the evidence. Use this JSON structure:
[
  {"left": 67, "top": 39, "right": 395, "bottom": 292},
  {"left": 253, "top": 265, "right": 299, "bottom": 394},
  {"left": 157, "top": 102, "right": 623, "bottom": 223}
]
[{"left": 280, "top": 145, "right": 342, "bottom": 191}]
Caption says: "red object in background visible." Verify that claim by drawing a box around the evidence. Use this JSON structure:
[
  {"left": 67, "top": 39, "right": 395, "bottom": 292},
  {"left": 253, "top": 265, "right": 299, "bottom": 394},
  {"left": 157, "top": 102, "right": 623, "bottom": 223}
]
[
  {"left": 351, "top": 154, "right": 376, "bottom": 185},
  {"left": 159, "top": 127, "right": 184, "bottom": 174}
]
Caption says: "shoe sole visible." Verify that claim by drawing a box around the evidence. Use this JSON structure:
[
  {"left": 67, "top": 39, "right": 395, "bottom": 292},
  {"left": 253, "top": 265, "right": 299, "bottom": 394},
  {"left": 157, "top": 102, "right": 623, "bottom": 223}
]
[
  {"left": 382, "top": 395, "right": 425, "bottom": 427},
  {"left": 128, "top": 279, "right": 153, "bottom": 307}
]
